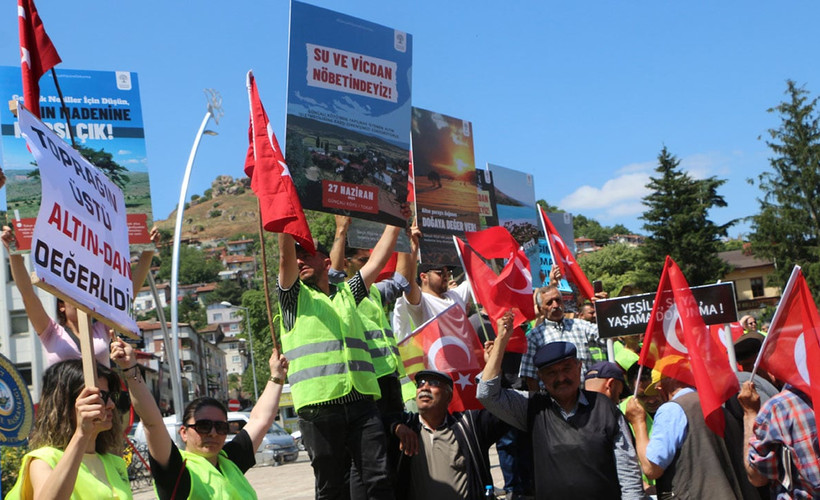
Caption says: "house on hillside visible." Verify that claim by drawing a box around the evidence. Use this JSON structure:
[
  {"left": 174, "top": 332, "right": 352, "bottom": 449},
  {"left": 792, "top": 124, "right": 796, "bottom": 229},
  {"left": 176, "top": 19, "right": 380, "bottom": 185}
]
[
  {"left": 609, "top": 234, "right": 645, "bottom": 246},
  {"left": 575, "top": 237, "right": 601, "bottom": 253},
  {"left": 134, "top": 283, "right": 170, "bottom": 313},
  {"left": 226, "top": 239, "right": 254, "bottom": 255},
  {"left": 222, "top": 255, "right": 256, "bottom": 281}
]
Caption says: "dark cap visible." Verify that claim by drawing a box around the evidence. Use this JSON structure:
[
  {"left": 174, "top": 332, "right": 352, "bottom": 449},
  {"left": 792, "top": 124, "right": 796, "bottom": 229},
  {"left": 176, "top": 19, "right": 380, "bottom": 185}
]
[
  {"left": 295, "top": 238, "right": 331, "bottom": 257},
  {"left": 418, "top": 263, "right": 461, "bottom": 275},
  {"left": 534, "top": 341, "right": 577, "bottom": 369},
  {"left": 585, "top": 361, "right": 626, "bottom": 384},
  {"left": 734, "top": 331, "right": 765, "bottom": 360},
  {"left": 414, "top": 369, "right": 454, "bottom": 389}
]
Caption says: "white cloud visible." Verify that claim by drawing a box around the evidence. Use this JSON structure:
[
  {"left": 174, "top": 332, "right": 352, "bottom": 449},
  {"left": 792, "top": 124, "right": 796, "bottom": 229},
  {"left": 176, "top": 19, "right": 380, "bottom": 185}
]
[
  {"left": 117, "top": 149, "right": 131, "bottom": 155},
  {"left": 560, "top": 172, "right": 652, "bottom": 210}
]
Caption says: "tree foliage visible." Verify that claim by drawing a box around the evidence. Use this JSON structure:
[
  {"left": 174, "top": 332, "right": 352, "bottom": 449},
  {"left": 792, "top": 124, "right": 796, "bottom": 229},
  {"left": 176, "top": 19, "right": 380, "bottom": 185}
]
[
  {"left": 577, "top": 243, "right": 652, "bottom": 296},
  {"left": 28, "top": 146, "right": 130, "bottom": 191},
  {"left": 749, "top": 81, "right": 820, "bottom": 295},
  {"left": 640, "top": 147, "right": 732, "bottom": 287},
  {"left": 239, "top": 290, "right": 277, "bottom": 399},
  {"left": 157, "top": 245, "right": 222, "bottom": 284}
]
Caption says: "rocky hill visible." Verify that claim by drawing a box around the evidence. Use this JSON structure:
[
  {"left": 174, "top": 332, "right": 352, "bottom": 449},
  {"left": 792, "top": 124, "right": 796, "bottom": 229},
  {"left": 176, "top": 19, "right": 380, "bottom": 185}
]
[{"left": 153, "top": 175, "right": 260, "bottom": 243}]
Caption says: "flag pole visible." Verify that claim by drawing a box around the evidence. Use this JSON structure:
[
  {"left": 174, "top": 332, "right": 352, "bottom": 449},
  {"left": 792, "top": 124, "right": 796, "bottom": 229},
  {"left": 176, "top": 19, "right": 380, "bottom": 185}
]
[
  {"left": 50, "top": 69, "right": 75, "bottom": 147},
  {"left": 750, "top": 265, "right": 800, "bottom": 379},
  {"left": 256, "top": 198, "right": 280, "bottom": 352},
  {"left": 632, "top": 364, "right": 644, "bottom": 398},
  {"left": 537, "top": 206, "right": 558, "bottom": 275},
  {"left": 452, "top": 235, "right": 491, "bottom": 343}
]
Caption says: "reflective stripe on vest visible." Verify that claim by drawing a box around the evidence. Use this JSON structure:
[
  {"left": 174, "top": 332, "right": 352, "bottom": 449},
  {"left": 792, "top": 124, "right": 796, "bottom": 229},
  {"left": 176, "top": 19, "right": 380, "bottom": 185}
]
[
  {"left": 181, "top": 449, "right": 257, "bottom": 500},
  {"left": 281, "top": 282, "right": 380, "bottom": 410},
  {"left": 356, "top": 285, "right": 401, "bottom": 377}
]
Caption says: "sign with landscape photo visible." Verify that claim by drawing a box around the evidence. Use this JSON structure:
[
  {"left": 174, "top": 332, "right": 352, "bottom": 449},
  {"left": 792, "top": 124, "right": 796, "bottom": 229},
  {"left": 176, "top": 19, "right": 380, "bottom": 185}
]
[
  {"left": 411, "top": 107, "right": 480, "bottom": 267},
  {"left": 285, "top": 1, "right": 413, "bottom": 243},
  {"left": 0, "top": 67, "right": 153, "bottom": 247}
]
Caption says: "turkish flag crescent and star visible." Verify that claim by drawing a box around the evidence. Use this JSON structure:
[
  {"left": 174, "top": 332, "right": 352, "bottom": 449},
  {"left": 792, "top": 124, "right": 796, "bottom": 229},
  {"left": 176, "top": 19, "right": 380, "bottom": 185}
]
[
  {"left": 245, "top": 71, "right": 314, "bottom": 254},
  {"left": 18, "top": 0, "right": 61, "bottom": 118},
  {"left": 639, "top": 256, "right": 739, "bottom": 436},
  {"left": 538, "top": 206, "right": 595, "bottom": 300},
  {"left": 397, "top": 304, "right": 485, "bottom": 412},
  {"left": 756, "top": 266, "right": 820, "bottom": 424}
]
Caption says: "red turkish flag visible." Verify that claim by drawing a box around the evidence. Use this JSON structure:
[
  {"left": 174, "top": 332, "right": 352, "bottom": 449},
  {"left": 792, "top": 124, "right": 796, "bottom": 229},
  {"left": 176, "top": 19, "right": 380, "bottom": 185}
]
[
  {"left": 18, "top": 0, "right": 61, "bottom": 118},
  {"left": 756, "top": 266, "right": 820, "bottom": 423},
  {"left": 709, "top": 322, "right": 744, "bottom": 361},
  {"left": 397, "top": 304, "right": 485, "bottom": 412},
  {"left": 454, "top": 233, "right": 529, "bottom": 353},
  {"left": 374, "top": 251, "right": 398, "bottom": 283},
  {"left": 245, "top": 71, "right": 314, "bottom": 253},
  {"left": 639, "top": 256, "right": 739, "bottom": 436},
  {"left": 538, "top": 206, "right": 595, "bottom": 300}
]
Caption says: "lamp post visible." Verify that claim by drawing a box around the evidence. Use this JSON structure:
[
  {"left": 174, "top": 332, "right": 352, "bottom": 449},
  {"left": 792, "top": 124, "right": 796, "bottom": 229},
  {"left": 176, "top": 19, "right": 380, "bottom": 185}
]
[
  {"left": 170, "top": 90, "right": 223, "bottom": 424},
  {"left": 222, "top": 301, "right": 259, "bottom": 401}
]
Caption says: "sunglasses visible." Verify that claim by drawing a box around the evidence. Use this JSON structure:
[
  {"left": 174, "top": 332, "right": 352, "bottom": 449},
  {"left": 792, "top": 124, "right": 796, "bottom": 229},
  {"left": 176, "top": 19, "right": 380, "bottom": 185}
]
[
  {"left": 98, "top": 389, "right": 122, "bottom": 405},
  {"left": 428, "top": 269, "right": 451, "bottom": 277},
  {"left": 416, "top": 377, "right": 447, "bottom": 388},
  {"left": 184, "top": 419, "right": 229, "bottom": 435}
]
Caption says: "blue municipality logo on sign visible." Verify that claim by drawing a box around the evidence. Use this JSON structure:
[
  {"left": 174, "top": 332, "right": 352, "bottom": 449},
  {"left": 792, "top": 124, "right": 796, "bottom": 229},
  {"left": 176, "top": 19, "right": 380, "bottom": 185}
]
[{"left": 0, "top": 353, "right": 34, "bottom": 446}]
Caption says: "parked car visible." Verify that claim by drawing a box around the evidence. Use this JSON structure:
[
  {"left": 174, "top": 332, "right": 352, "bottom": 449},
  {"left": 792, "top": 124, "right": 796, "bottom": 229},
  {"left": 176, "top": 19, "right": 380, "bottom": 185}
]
[{"left": 225, "top": 412, "right": 299, "bottom": 465}]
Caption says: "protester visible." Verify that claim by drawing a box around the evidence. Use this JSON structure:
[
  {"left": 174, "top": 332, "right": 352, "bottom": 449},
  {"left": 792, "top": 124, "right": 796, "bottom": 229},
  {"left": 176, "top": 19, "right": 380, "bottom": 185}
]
[
  {"left": 479, "top": 314, "right": 645, "bottom": 499},
  {"left": 2, "top": 226, "right": 111, "bottom": 367},
  {"left": 7, "top": 360, "right": 130, "bottom": 499},
  {"left": 620, "top": 364, "right": 662, "bottom": 493},
  {"left": 278, "top": 223, "right": 400, "bottom": 499},
  {"left": 388, "top": 370, "right": 507, "bottom": 499},
  {"left": 738, "top": 381, "right": 820, "bottom": 498},
  {"left": 577, "top": 302, "right": 596, "bottom": 323},
  {"left": 584, "top": 361, "right": 628, "bottom": 405},
  {"left": 624, "top": 363, "right": 755, "bottom": 499},
  {"left": 739, "top": 315, "right": 761, "bottom": 334},
  {"left": 110, "top": 337, "right": 287, "bottom": 499},
  {"left": 392, "top": 222, "right": 472, "bottom": 342},
  {"left": 519, "top": 285, "right": 606, "bottom": 391}
]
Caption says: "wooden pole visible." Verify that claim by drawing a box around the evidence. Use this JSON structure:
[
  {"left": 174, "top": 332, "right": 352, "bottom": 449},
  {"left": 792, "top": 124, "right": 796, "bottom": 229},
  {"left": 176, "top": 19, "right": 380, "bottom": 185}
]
[
  {"left": 256, "top": 198, "right": 279, "bottom": 352},
  {"left": 77, "top": 309, "right": 98, "bottom": 388},
  {"left": 131, "top": 250, "right": 155, "bottom": 292}
]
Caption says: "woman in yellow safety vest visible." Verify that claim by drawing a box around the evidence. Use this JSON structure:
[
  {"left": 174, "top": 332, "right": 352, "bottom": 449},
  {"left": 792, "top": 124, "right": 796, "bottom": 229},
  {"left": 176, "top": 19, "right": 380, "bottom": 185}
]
[
  {"left": 110, "top": 336, "right": 288, "bottom": 500},
  {"left": 7, "top": 360, "right": 131, "bottom": 500}
]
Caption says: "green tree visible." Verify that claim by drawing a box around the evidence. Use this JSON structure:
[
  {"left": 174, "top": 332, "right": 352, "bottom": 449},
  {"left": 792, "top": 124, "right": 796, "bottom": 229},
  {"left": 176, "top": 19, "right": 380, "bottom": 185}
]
[
  {"left": 157, "top": 245, "right": 222, "bottom": 284},
  {"left": 749, "top": 81, "right": 820, "bottom": 295},
  {"left": 239, "top": 290, "right": 277, "bottom": 399},
  {"left": 640, "top": 147, "right": 733, "bottom": 287},
  {"left": 208, "top": 279, "right": 245, "bottom": 306},
  {"left": 27, "top": 146, "right": 130, "bottom": 191},
  {"left": 577, "top": 243, "right": 652, "bottom": 295}
]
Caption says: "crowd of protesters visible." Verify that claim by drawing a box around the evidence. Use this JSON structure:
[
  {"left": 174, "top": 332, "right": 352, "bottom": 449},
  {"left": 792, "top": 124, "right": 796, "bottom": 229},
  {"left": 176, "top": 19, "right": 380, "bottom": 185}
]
[{"left": 7, "top": 215, "right": 818, "bottom": 500}]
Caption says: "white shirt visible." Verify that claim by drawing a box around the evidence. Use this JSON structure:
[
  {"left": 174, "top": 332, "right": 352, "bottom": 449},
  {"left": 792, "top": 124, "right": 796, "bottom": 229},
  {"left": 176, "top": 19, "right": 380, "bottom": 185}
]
[{"left": 392, "top": 281, "right": 471, "bottom": 342}]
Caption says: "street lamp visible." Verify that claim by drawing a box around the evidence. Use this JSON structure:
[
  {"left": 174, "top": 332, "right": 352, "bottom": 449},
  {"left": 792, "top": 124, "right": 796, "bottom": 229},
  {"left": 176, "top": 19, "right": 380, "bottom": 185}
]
[
  {"left": 170, "top": 90, "right": 223, "bottom": 425},
  {"left": 221, "top": 301, "right": 259, "bottom": 401}
]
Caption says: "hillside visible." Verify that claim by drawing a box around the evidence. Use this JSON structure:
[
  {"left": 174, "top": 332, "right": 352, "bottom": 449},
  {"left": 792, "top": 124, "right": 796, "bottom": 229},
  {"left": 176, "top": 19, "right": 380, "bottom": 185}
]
[{"left": 153, "top": 175, "right": 260, "bottom": 242}]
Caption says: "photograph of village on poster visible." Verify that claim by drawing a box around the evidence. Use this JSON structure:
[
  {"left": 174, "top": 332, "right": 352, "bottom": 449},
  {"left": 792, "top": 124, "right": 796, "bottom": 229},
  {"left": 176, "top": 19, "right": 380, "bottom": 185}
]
[
  {"left": 488, "top": 163, "right": 542, "bottom": 287},
  {"left": 411, "top": 107, "right": 480, "bottom": 267},
  {"left": 0, "top": 66, "right": 153, "bottom": 247},
  {"left": 285, "top": 1, "right": 412, "bottom": 232}
]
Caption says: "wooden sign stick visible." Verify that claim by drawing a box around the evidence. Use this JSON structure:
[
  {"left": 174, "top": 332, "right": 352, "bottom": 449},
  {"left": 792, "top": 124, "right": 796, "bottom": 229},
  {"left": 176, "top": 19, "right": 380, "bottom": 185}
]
[{"left": 77, "top": 309, "right": 98, "bottom": 388}]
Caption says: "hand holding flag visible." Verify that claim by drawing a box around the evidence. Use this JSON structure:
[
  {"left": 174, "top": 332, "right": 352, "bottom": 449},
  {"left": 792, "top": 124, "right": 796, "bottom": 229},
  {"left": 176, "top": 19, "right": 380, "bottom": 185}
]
[{"left": 538, "top": 206, "right": 595, "bottom": 300}]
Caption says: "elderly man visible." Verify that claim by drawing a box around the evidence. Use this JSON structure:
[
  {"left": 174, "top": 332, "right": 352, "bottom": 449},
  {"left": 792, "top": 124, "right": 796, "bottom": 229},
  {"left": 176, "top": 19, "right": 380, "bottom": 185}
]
[
  {"left": 479, "top": 314, "right": 645, "bottom": 499},
  {"left": 519, "top": 286, "right": 606, "bottom": 390},
  {"left": 624, "top": 365, "right": 754, "bottom": 500},
  {"left": 584, "top": 361, "right": 628, "bottom": 405},
  {"left": 388, "top": 370, "right": 507, "bottom": 499}
]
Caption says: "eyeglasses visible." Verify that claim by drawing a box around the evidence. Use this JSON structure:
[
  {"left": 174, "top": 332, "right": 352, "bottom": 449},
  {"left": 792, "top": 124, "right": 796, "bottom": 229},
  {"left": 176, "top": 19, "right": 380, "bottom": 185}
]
[
  {"left": 99, "top": 390, "right": 121, "bottom": 405},
  {"left": 416, "top": 376, "right": 447, "bottom": 388},
  {"left": 184, "top": 419, "right": 229, "bottom": 435},
  {"left": 351, "top": 256, "right": 369, "bottom": 264}
]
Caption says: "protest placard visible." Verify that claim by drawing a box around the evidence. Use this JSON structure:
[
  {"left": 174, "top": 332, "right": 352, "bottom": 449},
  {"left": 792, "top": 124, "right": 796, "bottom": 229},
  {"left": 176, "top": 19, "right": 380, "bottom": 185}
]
[
  {"left": 0, "top": 67, "right": 153, "bottom": 246},
  {"left": 285, "top": 1, "right": 412, "bottom": 243},
  {"left": 412, "top": 107, "right": 480, "bottom": 267},
  {"left": 19, "top": 106, "right": 137, "bottom": 339},
  {"left": 595, "top": 282, "right": 738, "bottom": 338}
]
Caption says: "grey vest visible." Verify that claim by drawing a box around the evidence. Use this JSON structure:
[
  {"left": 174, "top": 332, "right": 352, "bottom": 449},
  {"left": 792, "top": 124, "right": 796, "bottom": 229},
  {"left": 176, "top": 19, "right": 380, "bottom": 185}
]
[{"left": 656, "top": 392, "right": 743, "bottom": 500}]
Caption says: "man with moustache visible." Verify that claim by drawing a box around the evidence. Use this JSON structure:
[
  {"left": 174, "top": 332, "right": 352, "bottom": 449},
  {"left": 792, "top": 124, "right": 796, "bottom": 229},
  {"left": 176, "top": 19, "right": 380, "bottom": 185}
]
[
  {"left": 479, "top": 314, "right": 645, "bottom": 500},
  {"left": 387, "top": 370, "right": 507, "bottom": 500},
  {"left": 519, "top": 286, "right": 606, "bottom": 391}
]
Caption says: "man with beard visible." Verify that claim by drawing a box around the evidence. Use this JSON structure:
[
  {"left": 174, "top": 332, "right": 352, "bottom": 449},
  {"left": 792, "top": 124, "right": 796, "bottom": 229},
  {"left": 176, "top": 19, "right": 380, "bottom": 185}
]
[
  {"left": 478, "top": 314, "right": 645, "bottom": 499},
  {"left": 388, "top": 370, "right": 507, "bottom": 499}
]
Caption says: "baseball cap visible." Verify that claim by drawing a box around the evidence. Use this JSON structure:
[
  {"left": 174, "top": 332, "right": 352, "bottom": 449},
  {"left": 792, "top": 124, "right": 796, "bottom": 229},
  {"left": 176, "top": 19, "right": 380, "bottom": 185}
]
[
  {"left": 295, "top": 238, "right": 330, "bottom": 257},
  {"left": 414, "top": 370, "right": 454, "bottom": 389}
]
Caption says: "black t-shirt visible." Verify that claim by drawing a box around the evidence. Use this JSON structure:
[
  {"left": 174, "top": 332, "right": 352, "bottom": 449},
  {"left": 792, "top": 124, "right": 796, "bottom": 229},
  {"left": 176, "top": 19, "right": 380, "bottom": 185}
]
[{"left": 149, "top": 429, "right": 256, "bottom": 500}]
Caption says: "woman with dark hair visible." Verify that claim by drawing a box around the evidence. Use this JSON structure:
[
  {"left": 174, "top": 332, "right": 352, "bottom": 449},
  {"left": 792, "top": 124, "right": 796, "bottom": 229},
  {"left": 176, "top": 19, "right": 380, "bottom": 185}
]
[
  {"left": 111, "top": 336, "right": 288, "bottom": 499},
  {"left": 6, "top": 360, "right": 131, "bottom": 499},
  {"left": 1, "top": 226, "right": 111, "bottom": 367}
]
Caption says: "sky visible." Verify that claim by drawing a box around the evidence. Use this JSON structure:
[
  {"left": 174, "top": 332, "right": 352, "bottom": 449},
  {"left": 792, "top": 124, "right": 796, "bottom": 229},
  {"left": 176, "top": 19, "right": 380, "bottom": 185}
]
[{"left": 3, "top": 1, "right": 820, "bottom": 239}]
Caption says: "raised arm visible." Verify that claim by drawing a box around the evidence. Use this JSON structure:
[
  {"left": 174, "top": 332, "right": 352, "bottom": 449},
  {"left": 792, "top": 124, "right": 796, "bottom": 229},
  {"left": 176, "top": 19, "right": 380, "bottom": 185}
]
[
  {"left": 624, "top": 397, "right": 665, "bottom": 480},
  {"left": 359, "top": 224, "right": 400, "bottom": 289},
  {"left": 396, "top": 222, "right": 421, "bottom": 305},
  {"left": 482, "top": 312, "right": 513, "bottom": 382},
  {"left": 330, "top": 215, "right": 351, "bottom": 273},
  {"left": 278, "top": 233, "right": 299, "bottom": 290},
  {"left": 737, "top": 380, "right": 769, "bottom": 487},
  {"left": 2, "top": 225, "right": 51, "bottom": 334},
  {"left": 241, "top": 346, "right": 289, "bottom": 452},
  {"left": 110, "top": 338, "right": 173, "bottom": 467}
]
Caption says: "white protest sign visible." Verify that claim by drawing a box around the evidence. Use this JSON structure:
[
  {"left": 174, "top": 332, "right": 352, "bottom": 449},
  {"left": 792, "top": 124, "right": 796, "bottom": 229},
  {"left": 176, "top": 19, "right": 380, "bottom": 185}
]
[{"left": 19, "top": 106, "right": 138, "bottom": 336}]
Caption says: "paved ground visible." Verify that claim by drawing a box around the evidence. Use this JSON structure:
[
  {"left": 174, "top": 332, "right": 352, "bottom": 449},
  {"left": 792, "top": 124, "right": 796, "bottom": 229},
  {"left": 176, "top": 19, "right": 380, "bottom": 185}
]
[{"left": 132, "top": 447, "right": 507, "bottom": 499}]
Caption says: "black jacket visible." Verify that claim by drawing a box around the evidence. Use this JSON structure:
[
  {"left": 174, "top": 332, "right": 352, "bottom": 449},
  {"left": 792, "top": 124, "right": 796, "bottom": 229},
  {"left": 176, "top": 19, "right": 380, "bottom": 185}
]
[{"left": 388, "top": 409, "right": 507, "bottom": 499}]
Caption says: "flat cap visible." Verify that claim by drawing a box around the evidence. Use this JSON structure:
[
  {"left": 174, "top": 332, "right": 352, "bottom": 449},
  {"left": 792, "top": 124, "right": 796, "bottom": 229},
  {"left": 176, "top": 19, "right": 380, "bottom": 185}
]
[{"left": 534, "top": 341, "right": 577, "bottom": 369}]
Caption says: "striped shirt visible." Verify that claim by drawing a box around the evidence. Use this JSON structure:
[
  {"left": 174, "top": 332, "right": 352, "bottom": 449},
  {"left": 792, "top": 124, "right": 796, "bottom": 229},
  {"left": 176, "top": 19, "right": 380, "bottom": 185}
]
[{"left": 518, "top": 318, "right": 604, "bottom": 382}]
